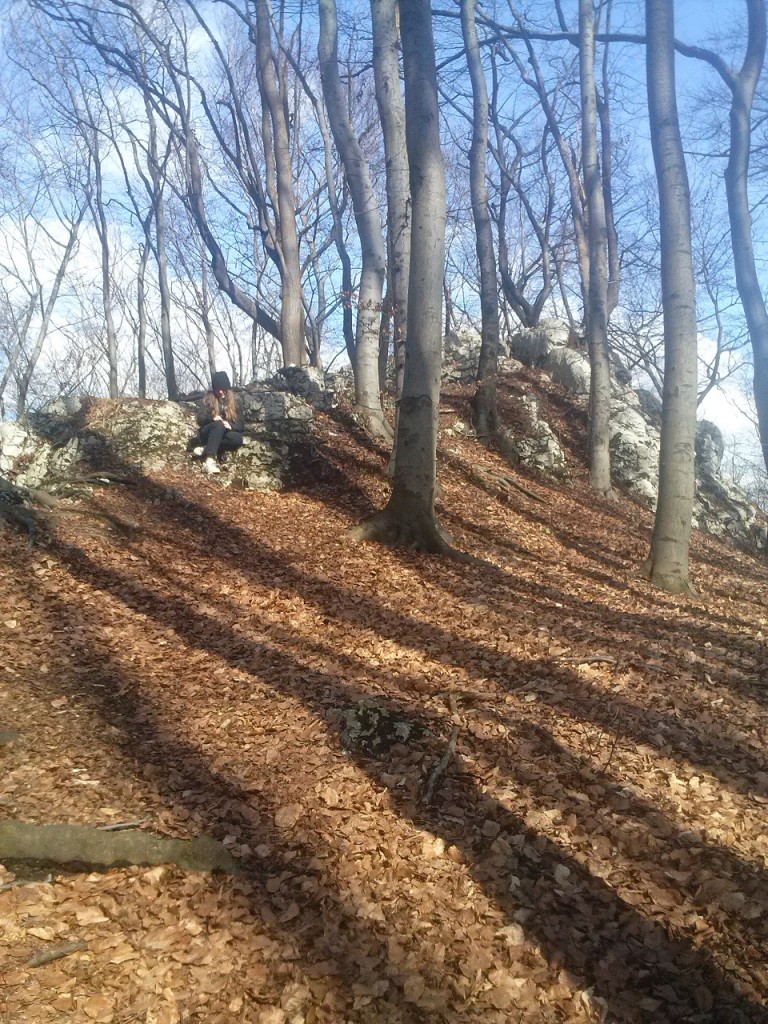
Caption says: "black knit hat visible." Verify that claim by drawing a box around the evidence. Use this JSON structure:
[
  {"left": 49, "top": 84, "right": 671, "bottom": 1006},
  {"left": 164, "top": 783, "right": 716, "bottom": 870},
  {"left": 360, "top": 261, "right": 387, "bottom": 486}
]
[{"left": 211, "top": 371, "right": 232, "bottom": 392}]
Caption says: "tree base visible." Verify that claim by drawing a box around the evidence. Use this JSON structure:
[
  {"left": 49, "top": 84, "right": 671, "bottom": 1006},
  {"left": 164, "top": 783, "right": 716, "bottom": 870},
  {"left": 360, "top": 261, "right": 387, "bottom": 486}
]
[
  {"left": 348, "top": 508, "right": 451, "bottom": 553},
  {"left": 640, "top": 557, "right": 697, "bottom": 595},
  {"left": 354, "top": 403, "right": 394, "bottom": 442}
]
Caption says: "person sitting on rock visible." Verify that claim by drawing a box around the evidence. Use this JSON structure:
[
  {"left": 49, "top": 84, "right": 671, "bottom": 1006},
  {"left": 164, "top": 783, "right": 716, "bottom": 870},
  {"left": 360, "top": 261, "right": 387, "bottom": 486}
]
[{"left": 193, "top": 371, "right": 244, "bottom": 475}]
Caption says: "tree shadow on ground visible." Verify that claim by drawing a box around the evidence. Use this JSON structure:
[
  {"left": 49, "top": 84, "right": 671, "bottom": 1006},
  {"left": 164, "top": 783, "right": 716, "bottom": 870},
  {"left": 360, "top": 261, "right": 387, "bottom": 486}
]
[
  {"left": 3, "top": 450, "right": 766, "bottom": 1021},
  {"left": 11, "top": 537, "right": 767, "bottom": 1023}
]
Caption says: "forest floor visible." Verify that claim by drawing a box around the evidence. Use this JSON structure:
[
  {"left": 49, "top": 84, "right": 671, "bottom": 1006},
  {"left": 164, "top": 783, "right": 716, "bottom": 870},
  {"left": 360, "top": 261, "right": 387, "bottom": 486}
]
[{"left": 1, "top": 378, "right": 767, "bottom": 1024}]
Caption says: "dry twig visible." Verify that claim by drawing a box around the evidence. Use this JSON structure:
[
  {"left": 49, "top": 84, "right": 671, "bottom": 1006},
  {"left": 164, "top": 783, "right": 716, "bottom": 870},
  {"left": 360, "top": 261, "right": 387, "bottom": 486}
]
[
  {"left": 424, "top": 727, "right": 460, "bottom": 803},
  {"left": 27, "top": 940, "right": 88, "bottom": 968}
]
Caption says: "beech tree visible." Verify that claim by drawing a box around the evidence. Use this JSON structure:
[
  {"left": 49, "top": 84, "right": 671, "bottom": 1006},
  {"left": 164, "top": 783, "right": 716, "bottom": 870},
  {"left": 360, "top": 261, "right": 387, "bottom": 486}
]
[
  {"left": 579, "top": 0, "right": 613, "bottom": 495},
  {"left": 370, "top": 0, "right": 411, "bottom": 400},
  {"left": 643, "top": 0, "right": 698, "bottom": 594},
  {"left": 460, "top": 0, "right": 500, "bottom": 440},
  {"left": 679, "top": 0, "right": 768, "bottom": 474},
  {"left": 351, "top": 0, "right": 448, "bottom": 551},
  {"left": 318, "top": 0, "right": 389, "bottom": 437}
]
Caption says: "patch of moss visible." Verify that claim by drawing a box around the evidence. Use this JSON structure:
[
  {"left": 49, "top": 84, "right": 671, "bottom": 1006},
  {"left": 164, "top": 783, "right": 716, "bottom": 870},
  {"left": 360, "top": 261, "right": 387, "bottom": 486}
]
[{"left": 341, "top": 700, "right": 430, "bottom": 755}]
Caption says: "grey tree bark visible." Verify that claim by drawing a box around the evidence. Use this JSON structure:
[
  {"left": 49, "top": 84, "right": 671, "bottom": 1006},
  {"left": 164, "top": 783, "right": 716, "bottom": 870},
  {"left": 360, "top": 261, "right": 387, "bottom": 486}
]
[
  {"left": 643, "top": 0, "right": 698, "bottom": 594},
  {"left": 350, "top": 0, "right": 448, "bottom": 551},
  {"left": 370, "top": 0, "right": 411, "bottom": 403},
  {"left": 460, "top": 0, "right": 500, "bottom": 440},
  {"left": 143, "top": 95, "right": 178, "bottom": 400},
  {"left": 253, "top": 0, "right": 305, "bottom": 367},
  {"left": 579, "top": 0, "right": 613, "bottom": 495},
  {"left": 724, "top": 0, "right": 768, "bottom": 473},
  {"left": 318, "top": 0, "right": 389, "bottom": 438},
  {"left": 682, "top": 0, "right": 768, "bottom": 474}
]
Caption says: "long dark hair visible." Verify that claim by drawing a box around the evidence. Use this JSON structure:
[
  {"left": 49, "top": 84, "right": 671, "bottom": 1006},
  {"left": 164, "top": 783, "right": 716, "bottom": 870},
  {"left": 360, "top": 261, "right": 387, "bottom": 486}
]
[{"left": 203, "top": 389, "right": 239, "bottom": 421}]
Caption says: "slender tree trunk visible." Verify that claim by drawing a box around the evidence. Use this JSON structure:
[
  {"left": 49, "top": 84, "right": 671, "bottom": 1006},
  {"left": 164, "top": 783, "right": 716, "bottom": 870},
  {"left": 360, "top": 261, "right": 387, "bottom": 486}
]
[
  {"left": 185, "top": 131, "right": 281, "bottom": 343},
  {"left": 153, "top": 188, "right": 178, "bottom": 400},
  {"left": 141, "top": 95, "right": 178, "bottom": 400},
  {"left": 13, "top": 198, "right": 87, "bottom": 414},
  {"left": 318, "top": 0, "right": 389, "bottom": 437},
  {"left": 599, "top": 1, "right": 621, "bottom": 316},
  {"left": 580, "top": 0, "right": 613, "bottom": 495},
  {"left": 460, "top": 0, "right": 500, "bottom": 439},
  {"left": 643, "top": 0, "right": 698, "bottom": 594},
  {"left": 200, "top": 260, "right": 217, "bottom": 379},
  {"left": 370, "top": 0, "right": 411, "bottom": 406},
  {"left": 723, "top": 0, "right": 768, "bottom": 473},
  {"left": 350, "top": 0, "right": 447, "bottom": 551},
  {"left": 254, "top": 0, "right": 305, "bottom": 367},
  {"left": 136, "top": 240, "right": 149, "bottom": 399},
  {"left": 91, "top": 154, "right": 119, "bottom": 398}
]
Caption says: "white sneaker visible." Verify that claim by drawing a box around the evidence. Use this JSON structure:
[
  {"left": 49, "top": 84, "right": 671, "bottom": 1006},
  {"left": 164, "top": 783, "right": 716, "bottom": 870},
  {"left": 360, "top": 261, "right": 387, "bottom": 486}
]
[
  {"left": 203, "top": 458, "right": 220, "bottom": 475},
  {"left": 192, "top": 446, "right": 205, "bottom": 457}
]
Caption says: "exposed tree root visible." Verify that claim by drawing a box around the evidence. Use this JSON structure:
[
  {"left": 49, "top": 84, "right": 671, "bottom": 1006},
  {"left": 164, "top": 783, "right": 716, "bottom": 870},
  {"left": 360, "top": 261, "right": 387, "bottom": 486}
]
[
  {"left": 423, "top": 726, "right": 460, "bottom": 803},
  {"left": 0, "top": 505, "right": 39, "bottom": 546},
  {"left": 348, "top": 508, "right": 491, "bottom": 567},
  {"left": 0, "top": 476, "right": 139, "bottom": 544},
  {"left": 348, "top": 508, "right": 453, "bottom": 554},
  {"left": 641, "top": 557, "right": 698, "bottom": 595},
  {"left": 465, "top": 463, "right": 548, "bottom": 504},
  {"left": 354, "top": 403, "right": 395, "bottom": 443},
  {"left": 0, "top": 822, "right": 240, "bottom": 874}
]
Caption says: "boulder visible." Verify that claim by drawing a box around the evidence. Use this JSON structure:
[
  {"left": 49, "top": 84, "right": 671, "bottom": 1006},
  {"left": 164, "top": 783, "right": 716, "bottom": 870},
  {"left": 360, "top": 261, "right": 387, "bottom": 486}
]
[
  {"left": 442, "top": 331, "right": 481, "bottom": 383},
  {"left": 609, "top": 395, "right": 660, "bottom": 506},
  {"left": 0, "top": 419, "right": 79, "bottom": 489},
  {"left": 1, "top": 386, "right": 317, "bottom": 494},
  {"left": 636, "top": 388, "right": 663, "bottom": 426},
  {"left": 507, "top": 318, "right": 765, "bottom": 550},
  {"left": 509, "top": 319, "right": 571, "bottom": 365},
  {"left": 695, "top": 420, "right": 725, "bottom": 481},
  {"left": 76, "top": 400, "right": 195, "bottom": 473},
  {"left": 266, "top": 366, "right": 336, "bottom": 411},
  {"left": 498, "top": 392, "right": 567, "bottom": 478},
  {"left": 548, "top": 347, "right": 591, "bottom": 396}
]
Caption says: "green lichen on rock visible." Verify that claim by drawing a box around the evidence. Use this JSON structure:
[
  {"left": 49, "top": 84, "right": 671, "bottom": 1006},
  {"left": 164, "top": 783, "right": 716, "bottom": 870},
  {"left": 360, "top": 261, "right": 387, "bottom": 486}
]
[{"left": 341, "top": 700, "right": 430, "bottom": 755}]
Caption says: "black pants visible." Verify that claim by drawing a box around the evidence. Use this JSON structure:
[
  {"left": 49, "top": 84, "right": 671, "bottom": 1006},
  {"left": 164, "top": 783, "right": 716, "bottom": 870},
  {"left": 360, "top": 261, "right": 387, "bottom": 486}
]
[{"left": 198, "top": 421, "right": 244, "bottom": 458}]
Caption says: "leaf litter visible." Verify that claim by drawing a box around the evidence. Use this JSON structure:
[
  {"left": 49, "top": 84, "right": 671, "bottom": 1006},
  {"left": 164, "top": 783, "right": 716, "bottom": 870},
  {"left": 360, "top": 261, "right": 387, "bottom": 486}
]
[{"left": 0, "top": 388, "right": 767, "bottom": 1022}]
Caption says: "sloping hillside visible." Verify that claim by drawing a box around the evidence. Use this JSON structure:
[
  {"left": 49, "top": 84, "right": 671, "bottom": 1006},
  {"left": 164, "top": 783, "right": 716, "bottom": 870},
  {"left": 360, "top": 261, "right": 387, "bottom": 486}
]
[{"left": 1, "top": 384, "right": 767, "bottom": 1024}]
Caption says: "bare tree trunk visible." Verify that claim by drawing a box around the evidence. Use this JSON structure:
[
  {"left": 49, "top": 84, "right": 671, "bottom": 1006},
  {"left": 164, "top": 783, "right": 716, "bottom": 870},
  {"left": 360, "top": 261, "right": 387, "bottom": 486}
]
[
  {"left": 144, "top": 98, "right": 178, "bottom": 401},
  {"left": 580, "top": 0, "right": 613, "bottom": 495},
  {"left": 350, "top": 0, "right": 448, "bottom": 551},
  {"left": 318, "top": 0, "right": 389, "bottom": 437},
  {"left": 184, "top": 132, "right": 280, "bottom": 343},
  {"left": 90, "top": 148, "right": 118, "bottom": 398},
  {"left": 254, "top": 0, "right": 305, "bottom": 367},
  {"left": 13, "top": 197, "right": 87, "bottom": 413},
  {"left": 643, "top": 0, "right": 698, "bottom": 594},
  {"left": 135, "top": 240, "right": 150, "bottom": 399},
  {"left": 460, "top": 0, "right": 500, "bottom": 438},
  {"left": 371, "top": 0, "right": 411, "bottom": 406},
  {"left": 599, "top": 0, "right": 621, "bottom": 316},
  {"left": 200, "top": 259, "right": 217, "bottom": 379},
  {"left": 722, "top": 0, "right": 768, "bottom": 473}
]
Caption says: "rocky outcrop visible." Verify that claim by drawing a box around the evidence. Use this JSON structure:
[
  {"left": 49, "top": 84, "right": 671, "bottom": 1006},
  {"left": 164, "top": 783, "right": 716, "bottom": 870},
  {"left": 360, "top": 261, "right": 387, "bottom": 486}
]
[
  {"left": 1, "top": 380, "right": 318, "bottom": 494},
  {"left": 2, "top": 341, "right": 763, "bottom": 551},
  {"left": 266, "top": 365, "right": 337, "bottom": 411},
  {"left": 510, "top": 320, "right": 766, "bottom": 552},
  {"left": 441, "top": 332, "right": 568, "bottom": 476},
  {"left": 693, "top": 420, "right": 765, "bottom": 549},
  {"left": 497, "top": 394, "right": 567, "bottom": 479}
]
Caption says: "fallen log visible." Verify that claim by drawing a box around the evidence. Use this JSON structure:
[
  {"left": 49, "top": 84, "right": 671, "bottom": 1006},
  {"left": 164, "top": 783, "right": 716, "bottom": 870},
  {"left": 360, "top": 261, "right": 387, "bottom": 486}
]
[{"left": 0, "top": 822, "right": 240, "bottom": 874}]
